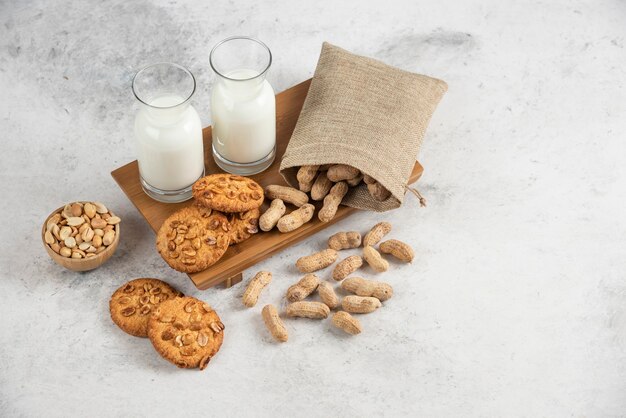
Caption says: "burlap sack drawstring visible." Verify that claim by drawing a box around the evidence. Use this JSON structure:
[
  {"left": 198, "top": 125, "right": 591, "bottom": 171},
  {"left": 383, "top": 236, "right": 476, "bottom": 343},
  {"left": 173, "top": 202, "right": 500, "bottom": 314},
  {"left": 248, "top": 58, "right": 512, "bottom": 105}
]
[
  {"left": 280, "top": 42, "right": 447, "bottom": 212},
  {"left": 405, "top": 185, "right": 427, "bottom": 207}
]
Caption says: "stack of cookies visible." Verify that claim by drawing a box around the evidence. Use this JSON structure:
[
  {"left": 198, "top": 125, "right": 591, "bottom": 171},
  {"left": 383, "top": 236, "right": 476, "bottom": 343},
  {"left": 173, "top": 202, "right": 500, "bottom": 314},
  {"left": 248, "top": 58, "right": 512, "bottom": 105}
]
[
  {"left": 156, "top": 174, "right": 264, "bottom": 274},
  {"left": 109, "top": 278, "right": 225, "bottom": 370}
]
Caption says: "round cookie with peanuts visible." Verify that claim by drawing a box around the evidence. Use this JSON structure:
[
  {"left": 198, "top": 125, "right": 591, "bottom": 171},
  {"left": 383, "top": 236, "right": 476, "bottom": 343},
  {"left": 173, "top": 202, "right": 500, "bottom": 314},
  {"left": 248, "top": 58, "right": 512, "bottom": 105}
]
[
  {"left": 226, "top": 208, "right": 260, "bottom": 244},
  {"left": 156, "top": 205, "right": 230, "bottom": 273},
  {"left": 147, "top": 296, "right": 225, "bottom": 370},
  {"left": 192, "top": 174, "right": 264, "bottom": 213},
  {"left": 109, "top": 278, "right": 184, "bottom": 337}
]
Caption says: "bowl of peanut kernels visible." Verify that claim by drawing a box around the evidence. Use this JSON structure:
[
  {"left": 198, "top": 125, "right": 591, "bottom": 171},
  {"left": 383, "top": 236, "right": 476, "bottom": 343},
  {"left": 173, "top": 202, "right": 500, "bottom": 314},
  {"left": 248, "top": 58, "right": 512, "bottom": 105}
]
[{"left": 42, "top": 201, "right": 121, "bottom": 272}]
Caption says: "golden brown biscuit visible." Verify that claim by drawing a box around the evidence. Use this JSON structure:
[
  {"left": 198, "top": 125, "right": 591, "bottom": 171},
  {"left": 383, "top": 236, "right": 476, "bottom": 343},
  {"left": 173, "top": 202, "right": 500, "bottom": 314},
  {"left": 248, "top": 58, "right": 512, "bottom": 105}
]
[
  {"left": 147, "top": 296, "right": 224, "bottom": 370},
  {"left": 192, "top": 174, "right": 264, "bottom": 213},
  {"left": 156, "top": 206, "right": 230, "bottom": 273},
  {"left": 226, "top": 208, "right": 260, "bottom": 244},
  {"left": 109, "top": 278, "right": 183, "bottom": 337}
]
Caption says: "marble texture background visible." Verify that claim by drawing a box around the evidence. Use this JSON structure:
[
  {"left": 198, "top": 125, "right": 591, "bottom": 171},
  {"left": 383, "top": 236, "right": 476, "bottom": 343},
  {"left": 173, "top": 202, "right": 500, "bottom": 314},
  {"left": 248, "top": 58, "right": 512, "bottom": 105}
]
[{"left": 1, "top": 0, "right": 625, "bottom": 416}]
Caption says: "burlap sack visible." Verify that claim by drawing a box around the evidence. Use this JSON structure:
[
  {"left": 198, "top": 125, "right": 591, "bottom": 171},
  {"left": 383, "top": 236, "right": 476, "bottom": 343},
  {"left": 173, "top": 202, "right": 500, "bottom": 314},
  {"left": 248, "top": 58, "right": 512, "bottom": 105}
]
[{"left": 280, "top": 42, "right": 447, "bottom": 211}]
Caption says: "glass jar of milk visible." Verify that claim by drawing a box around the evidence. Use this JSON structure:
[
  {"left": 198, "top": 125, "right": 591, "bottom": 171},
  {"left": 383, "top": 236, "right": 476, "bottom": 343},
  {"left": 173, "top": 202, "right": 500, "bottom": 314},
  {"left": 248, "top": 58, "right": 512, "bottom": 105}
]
[
  {"left": 132, "top": 63, "right": 204, "bottom": 203},
  {"left": 209, "top": 37, "right": 276, "bottom": 175}
]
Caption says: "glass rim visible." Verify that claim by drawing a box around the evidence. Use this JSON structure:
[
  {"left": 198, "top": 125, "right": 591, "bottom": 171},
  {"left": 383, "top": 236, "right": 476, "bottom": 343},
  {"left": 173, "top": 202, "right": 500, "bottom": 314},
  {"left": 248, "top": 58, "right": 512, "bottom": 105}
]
[
  {"left": 132, "top": 62, "right": 196, "bottom": 109},
  {"left": 209, "top": 36, "right": 272, "bottom": 82}
]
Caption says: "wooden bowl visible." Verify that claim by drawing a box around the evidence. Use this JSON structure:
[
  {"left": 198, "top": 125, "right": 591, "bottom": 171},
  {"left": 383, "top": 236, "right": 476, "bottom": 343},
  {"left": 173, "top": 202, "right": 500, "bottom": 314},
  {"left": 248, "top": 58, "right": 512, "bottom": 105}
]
[{"left": 41, "top": 203, "right": 120, "bottom": 272}]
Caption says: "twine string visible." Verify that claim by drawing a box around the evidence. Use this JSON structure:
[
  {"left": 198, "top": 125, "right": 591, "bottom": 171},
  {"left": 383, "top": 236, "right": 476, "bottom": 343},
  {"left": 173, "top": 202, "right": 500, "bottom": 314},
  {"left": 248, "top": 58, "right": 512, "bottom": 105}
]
[{"left": 404, "top": 185, "right": 427, "bottom": 207}]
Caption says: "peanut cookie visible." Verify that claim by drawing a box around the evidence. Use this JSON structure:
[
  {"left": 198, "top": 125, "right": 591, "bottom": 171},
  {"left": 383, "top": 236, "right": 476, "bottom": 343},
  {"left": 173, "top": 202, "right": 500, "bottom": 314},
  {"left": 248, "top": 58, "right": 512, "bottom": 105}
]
[
  {"left": 109, "top": 278, "right": 183, "bottom": 337},
  {"left": 147, "top": 296, "right": 224, "bottom": 370},
  {"left": 156, "top": 206, "right": 230, "bottom": 274},
  {"left": 192, "top": 174, "right": 264, "bottom": 213},
  {"left": 226, "top": 208, "right": 260, "bottom": 244}
]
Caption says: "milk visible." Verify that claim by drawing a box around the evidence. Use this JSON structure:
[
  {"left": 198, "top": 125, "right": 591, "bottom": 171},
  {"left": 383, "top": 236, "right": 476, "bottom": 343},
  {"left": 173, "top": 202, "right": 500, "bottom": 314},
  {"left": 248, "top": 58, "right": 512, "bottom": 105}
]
[
  {"left": 134, "top": 95, "right": 204, "bottom": 192},
  {"left": 211, "top": 68, "right": 276, "bottom": 164}
]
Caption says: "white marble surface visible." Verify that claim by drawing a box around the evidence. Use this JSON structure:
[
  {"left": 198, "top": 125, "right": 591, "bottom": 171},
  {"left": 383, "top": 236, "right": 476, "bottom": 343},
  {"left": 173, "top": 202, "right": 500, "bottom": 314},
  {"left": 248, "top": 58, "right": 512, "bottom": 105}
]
[{"left": 1, "top": 0, "right": 626, "bottom": 416}]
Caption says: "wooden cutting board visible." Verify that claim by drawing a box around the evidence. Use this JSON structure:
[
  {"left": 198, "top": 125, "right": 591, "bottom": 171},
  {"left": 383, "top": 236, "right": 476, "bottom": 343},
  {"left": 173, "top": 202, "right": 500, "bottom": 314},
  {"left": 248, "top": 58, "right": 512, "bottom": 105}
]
[{"left": 111, "top": 79, "right": 423, "bottom": 289}]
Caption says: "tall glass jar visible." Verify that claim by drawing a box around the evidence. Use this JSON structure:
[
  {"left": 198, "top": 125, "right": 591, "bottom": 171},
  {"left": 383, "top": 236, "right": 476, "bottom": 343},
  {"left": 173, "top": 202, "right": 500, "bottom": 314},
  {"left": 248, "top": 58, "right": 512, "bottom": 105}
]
[
  {"left": 132, "top": 63, "right": 204, "bottom": 203},
  {"left": 210, "top": 36, "right": 276, "bottom": 175}
]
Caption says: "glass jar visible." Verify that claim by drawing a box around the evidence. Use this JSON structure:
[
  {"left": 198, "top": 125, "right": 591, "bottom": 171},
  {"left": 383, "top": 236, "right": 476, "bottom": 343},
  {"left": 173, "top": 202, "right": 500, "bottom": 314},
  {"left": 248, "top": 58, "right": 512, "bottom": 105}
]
[
  {"left": 132, "top": 62, "right": 204, "bottom": 203},
  {"left": 210, "top": 36, "right": 276, "bottom": 175}
]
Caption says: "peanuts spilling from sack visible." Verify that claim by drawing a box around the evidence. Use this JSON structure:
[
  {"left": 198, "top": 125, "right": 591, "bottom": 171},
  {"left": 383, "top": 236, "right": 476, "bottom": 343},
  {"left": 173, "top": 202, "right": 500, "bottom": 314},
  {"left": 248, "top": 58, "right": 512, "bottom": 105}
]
[
  {"left": 260, "top": 164, "right": 392, "bottom": 233},
  {"left": 238, "top": 221, "right": 414, "bottom": 340}
]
